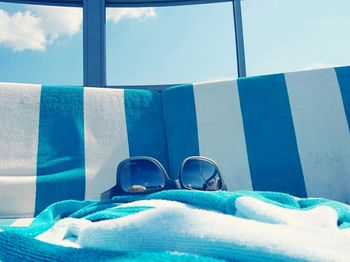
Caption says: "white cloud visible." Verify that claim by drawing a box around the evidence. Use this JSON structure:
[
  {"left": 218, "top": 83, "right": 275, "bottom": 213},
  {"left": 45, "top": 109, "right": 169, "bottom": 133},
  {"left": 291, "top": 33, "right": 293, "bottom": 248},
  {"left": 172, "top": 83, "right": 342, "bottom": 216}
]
[
  {"left": 0, "top": 6, "right": 82, "bottom": 52},
  {"left": 29, "top": 6, "right": 82, "bottom": 42},
  {"left": 107, "top": 8, "right": 156, "bottom": 23},
  {"left": 0, "top": 9, "right": 46, "bottom": 51},
  {"left": 0, "top": 5, "right": 156, "bottom": 52}
]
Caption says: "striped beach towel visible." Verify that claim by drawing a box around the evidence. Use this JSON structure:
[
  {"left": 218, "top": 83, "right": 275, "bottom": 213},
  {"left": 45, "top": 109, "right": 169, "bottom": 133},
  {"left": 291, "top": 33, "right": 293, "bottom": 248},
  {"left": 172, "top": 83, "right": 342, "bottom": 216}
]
[
  {"left": 162, "top": 66, "right": 350, "bottom": 203},
  {"left": 0, "top": 83, "right": 168, "bottom": 218}
]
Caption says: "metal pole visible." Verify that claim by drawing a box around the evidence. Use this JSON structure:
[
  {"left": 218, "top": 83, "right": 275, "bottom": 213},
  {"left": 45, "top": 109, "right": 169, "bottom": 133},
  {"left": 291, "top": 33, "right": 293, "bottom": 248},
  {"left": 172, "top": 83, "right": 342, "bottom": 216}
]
[
  {"left": 232, "top": 0, "right": 247, "bottom": 77},
  {"left": 83, "top": 0, "right": 106, "bottom": 87}
]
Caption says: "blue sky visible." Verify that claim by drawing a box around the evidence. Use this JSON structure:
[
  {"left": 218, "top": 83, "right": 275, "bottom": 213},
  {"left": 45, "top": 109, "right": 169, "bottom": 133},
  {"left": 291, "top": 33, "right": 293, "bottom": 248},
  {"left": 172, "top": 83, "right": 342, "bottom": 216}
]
[{"left": 0, "top": 0, "right": 349, "bottom": 86}]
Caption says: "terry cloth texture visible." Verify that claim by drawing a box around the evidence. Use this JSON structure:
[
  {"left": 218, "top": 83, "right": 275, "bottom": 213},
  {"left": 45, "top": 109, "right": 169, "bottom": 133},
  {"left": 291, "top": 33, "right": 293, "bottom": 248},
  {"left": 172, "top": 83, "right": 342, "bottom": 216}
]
[
  {"left": 0, "top": 83, "right": 168, "bottom": 218},
  {"left": 0, "top": 218, "right": 34, "bottom": 227},
  {"left": 162, "top": 65, "right": 350, "bottom": 203},
  {"left": 1, "top": 190, "right": 350, "bottom": 261}
]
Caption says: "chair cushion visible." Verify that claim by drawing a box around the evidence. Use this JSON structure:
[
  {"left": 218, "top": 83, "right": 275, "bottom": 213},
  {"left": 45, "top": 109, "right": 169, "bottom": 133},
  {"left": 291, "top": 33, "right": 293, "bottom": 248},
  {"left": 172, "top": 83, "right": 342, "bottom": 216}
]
[
  {"left": 0, "top": 83, "right": 168, "bottom": 218},
  {"left": 162, "top": 66, "right": 350, "bottom": 203}
]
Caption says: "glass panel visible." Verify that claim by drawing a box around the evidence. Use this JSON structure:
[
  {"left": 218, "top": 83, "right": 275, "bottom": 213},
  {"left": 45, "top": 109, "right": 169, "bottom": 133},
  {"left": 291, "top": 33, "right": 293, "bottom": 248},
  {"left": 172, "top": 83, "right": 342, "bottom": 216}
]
[
  {"left": 0, "top": 2, "right": 82, "bottom": 85},
  {"left": 181, "top": 158, "right": 222, "bottom": 191},
  {"left": 242, "top": 0, "right": 350, "bottom": 76},
  {"left": 106, "top": 3, "right": 237, "bottom": 86},
  {"left": 119, "top": 159, "right": 166, "bottom": 193}
]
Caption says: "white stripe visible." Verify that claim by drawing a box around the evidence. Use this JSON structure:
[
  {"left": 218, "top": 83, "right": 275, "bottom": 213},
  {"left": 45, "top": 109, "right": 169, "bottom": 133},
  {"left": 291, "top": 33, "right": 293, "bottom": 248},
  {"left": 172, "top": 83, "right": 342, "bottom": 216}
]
[
  {"left": 285, "top": 69, "right": 350, "bottom": 203},
  {"left": 0, "top": 83, "right": 41, "bottom": 217},
  {"left": 10, "top": 218, "right": 34, "bottom": 227},
  {"left": 84, "top": 87, "right": 130, "bottom": 200},
  {"left": 193, "top": 80, "right": 252, "bottom": 191}
]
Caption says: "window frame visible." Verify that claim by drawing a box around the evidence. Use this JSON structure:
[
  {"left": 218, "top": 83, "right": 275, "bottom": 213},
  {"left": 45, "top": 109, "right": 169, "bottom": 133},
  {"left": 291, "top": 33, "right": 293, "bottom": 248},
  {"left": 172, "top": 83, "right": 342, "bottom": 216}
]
[{"left": 0, "top": 0, "right": 246, "bottom": 89}]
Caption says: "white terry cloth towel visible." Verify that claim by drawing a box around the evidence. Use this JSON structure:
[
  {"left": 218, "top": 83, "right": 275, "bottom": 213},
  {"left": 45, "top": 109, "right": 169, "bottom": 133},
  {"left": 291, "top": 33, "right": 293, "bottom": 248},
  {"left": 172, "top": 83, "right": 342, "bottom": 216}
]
[{"left": 36, "top": 199, "right": 350, "bottom": 261}]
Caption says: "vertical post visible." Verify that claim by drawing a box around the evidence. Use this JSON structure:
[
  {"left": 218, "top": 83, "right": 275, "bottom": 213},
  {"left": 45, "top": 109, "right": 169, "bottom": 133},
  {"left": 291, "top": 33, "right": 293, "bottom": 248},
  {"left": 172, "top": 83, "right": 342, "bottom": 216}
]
[
  {"left": 232, "top": 0, "right": 247, "bottom": 78},
  {"left": 83, "top": 0, "right": 106, "bottom": 87}
]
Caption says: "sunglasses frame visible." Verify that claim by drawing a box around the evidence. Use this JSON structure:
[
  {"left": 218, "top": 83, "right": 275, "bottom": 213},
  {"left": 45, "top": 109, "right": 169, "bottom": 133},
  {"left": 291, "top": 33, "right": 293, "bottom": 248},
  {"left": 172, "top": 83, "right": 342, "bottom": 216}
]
[{"left": 101, "top": 156, "right": 225, "bottom": 200}]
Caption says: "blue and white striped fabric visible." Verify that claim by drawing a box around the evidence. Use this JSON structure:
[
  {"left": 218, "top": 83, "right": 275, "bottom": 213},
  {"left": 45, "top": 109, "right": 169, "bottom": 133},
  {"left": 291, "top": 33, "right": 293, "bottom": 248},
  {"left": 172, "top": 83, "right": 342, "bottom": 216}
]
[
  {"left": 0, "top": 83, "right": 168, "bottom": 218},
  {"left": 162, "top": 66, "right": 350, "bottom": 203}
]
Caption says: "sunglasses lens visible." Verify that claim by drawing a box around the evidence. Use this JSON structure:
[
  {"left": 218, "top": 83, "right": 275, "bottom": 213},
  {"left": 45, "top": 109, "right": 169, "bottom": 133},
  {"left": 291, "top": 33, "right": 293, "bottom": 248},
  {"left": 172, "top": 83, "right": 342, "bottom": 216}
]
[
  {"left": 181, "top": 158, "right": 222, "bottom": 191},
  {"left": 119, "top": 159, "right": 166, "bottom": 193}
]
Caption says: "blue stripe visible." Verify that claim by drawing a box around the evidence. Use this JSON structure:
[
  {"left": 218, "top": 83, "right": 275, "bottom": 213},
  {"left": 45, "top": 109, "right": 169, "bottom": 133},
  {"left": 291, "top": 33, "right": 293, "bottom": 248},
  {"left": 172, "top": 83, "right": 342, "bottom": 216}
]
[
  {"left": 36, "top": 86, "right": 85, "bottom": 215},
  {"left": 161, "top": 85, "right": 199, "bottom": 179},
  {"left": 124, "top": 90, "right": 169, "bottom": 173},
  {"left": 238, "top": 74, "right": 307, "bottom": 197},
  {"left": 335, "top": 66, "right": 350, "bottom": 132}
]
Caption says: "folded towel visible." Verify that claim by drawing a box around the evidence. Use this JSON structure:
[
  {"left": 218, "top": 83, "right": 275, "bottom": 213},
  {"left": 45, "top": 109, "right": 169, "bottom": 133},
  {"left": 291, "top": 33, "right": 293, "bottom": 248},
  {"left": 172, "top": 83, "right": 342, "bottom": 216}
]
[
  {"left": 1, "top": 190, "right": 350, "bottom": 261},
  {"left": 35, "top": 197, "right": 350, "bottom": 261}
]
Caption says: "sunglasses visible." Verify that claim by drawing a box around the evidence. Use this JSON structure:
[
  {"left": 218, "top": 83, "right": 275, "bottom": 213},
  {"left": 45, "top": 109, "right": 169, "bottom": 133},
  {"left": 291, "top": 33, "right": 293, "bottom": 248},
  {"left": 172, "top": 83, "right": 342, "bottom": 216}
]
[{"left": 101, "top": 156, "right": 227, "bottom": 200}]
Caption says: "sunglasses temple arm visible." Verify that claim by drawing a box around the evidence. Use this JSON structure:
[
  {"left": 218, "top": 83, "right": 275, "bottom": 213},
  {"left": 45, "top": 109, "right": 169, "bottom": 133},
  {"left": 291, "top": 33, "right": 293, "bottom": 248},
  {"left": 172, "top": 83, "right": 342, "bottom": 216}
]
[{"left": 100, "top": 185, "right": 118, "bottom": 200}]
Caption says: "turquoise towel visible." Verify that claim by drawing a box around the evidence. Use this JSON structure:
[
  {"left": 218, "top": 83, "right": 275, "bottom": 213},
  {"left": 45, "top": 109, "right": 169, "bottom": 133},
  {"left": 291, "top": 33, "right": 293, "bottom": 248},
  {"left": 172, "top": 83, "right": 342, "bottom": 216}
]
[
  {"left": 0, "top": 231, "right": 220, "bottom": 262},
  {"left": 1, "top": 190, "right": 350, "bottom": 261}
]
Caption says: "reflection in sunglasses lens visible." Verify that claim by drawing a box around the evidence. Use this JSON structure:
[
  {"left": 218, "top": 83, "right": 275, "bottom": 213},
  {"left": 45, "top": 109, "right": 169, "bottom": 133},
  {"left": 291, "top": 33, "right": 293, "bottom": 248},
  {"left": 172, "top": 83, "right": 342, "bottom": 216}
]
[
  {"left": 120, "top": 159, "right": 166, "bottom": 193},
  {"left": 181, "top": 159, "right": 222, "bottom": 191}
]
